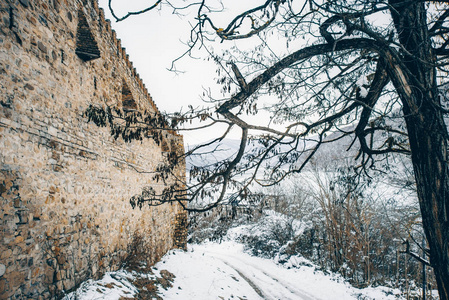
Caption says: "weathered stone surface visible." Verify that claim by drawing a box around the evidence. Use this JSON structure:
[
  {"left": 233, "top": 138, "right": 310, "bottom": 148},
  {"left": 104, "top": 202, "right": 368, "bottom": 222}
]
[
  {"left": 0, "top": 264, "right": 6, "bottom": 277},
  {"left": 18, "top": 0, "right": 29, "bottom": 8},
  {"left": 0, "top": 0, "right": 187, "bottom": 299},
  {"left": 37, "top": 41, "right": 47, "bottom": 53}
]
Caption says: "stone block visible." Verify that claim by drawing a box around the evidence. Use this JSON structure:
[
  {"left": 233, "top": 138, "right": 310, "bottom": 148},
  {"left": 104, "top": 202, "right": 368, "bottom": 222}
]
[
  {"left": 9, "top": 270, "right": 26, "bottom": 286},
  {"left": 0, "top": 264, "right": 5, "bottom": 277},
  {"left": 56, "top": 280, "right": 63, "bottom": 291},
  {"left": 42, "top": 266, "right": 55, "bottom": 284},
  {"left": 31, "top": 267, "right": 40, "bottom": 279},
  {"left": 0, "top": 279, "right": 7, "bottom": 295},
  {"left": 19, "top": 0, "right": 29, "bottom": 7},
  {"left": 1, "top": 249, "right": 13, "bottom": 260}
]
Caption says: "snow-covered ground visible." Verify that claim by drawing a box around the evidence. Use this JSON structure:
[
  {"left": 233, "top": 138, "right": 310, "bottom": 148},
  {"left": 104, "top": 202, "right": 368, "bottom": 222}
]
[{"left": 63, "top": 241, "right": 403, "bottom": 300}]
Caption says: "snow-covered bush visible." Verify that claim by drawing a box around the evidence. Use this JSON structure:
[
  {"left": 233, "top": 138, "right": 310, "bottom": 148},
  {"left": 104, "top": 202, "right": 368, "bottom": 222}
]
[
  {"left": 229, "top": 210, "right": 304, "bottom": 258},
  {"left": 188, "top": 205, "right": 260, "bottom": 244}
]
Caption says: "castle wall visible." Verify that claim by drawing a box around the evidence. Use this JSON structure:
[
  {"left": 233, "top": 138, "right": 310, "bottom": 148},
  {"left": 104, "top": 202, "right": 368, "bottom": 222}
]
[{"left": 0, "top": 0, "right": 187, "bottom": 299}]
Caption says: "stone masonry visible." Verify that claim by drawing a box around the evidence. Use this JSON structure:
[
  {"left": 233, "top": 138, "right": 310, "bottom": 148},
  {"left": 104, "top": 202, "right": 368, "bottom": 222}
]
[{"left": 0, "top": 0, "right": 187, "bottom": 299}]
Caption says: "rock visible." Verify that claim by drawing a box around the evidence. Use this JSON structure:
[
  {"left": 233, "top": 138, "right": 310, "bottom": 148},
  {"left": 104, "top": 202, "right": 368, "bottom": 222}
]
[
  {"left": 0, "top": 264, "right": 6, "bottom": 277},
  {"left": 23, "top": 83, "right": 34, "bottom": 90},
  {"left": 19, "top": 0, "right": 29, "bottom": 7},
  {"left": 37, "top": 41, "right": 47, "bottom": 53}
]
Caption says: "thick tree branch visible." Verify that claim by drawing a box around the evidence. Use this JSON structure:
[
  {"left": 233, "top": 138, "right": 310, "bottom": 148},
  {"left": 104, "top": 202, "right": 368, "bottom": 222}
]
[
  {"left": 354, "top": 59, "right": 410, "bottom": 157},
  {"left": 401, "top": 240, "right": 431, "bottom": 266},
  {"left": 217, "top": 38, "right": 387, "bottom": 115}
]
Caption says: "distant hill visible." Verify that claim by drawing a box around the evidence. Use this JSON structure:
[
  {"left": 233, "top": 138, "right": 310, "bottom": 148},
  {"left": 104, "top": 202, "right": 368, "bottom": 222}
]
[{"left": 186, "top": 128, "right": 361, "bottom": 171}]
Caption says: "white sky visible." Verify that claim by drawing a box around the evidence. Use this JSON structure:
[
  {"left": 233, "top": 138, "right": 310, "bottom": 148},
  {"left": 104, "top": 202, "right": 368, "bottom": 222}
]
[
  {"left": 99, "top": 0, "right": 316, "bottom": 145},
  {"left": 97, "top": 0, "right": 263, "bottom": 145},
  {"left": 96, "top": 1, "right": 400, "bottom": 147},
  {"left": 97, "top": 1, "right": 329, "bottom": 147},
  {"left": 98, "top": 0, "right": 214, "bottom": 110},
  {"left": 98, "top": 1, "right": 215, "bottom": 147}
]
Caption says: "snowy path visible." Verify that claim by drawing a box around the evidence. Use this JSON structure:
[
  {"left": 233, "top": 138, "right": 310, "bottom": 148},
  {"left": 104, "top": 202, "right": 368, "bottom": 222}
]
[
  {"left": 64, "top": 241, "right": 404, "bottom": 300},
  {"left": 208, "top": 251, "right": 319, "bottom": 300},
  {"left": 156, "top": 242, "right": 399, "bottom": 300}
]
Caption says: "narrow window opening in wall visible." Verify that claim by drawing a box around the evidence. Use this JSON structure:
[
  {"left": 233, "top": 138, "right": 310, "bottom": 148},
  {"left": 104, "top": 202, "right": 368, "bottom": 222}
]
[
  {"left": 94, "top": 76, "right": 97, "bottom": 90},
  {"left": 9, "top": 6, "right": 14, "bottom": 30},
  {"left": 8, "top": 6, "right": 22, "bottom": 45},
  {"left": 161, "top": 139, "right": 170, "bottom": 152},
  {"left": 121, "top": 80, "right": 137, "bottom": 111},
  {"left": 75, "top": 9, "right": 100, "bottom": 62},
  {"left": 98, "top": 16, "right": 103, "bottom": 32},
  {"left": 60, "top": 49, "right": 64, "bottom": 63}
]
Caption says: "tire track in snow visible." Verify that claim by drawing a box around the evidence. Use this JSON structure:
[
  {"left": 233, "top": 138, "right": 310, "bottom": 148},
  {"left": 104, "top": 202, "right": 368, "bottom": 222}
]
[
  {"left": 220, "top": 260, "right": 269, "bottom": 300},
  {"left": 208, "top": 251, "right": 321, "bottom": 300}
]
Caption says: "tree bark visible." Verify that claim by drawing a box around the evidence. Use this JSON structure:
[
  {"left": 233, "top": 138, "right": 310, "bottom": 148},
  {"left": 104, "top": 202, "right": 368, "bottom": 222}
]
[{"left": 389, "top": 1, "right": 449, "bottom": 299}]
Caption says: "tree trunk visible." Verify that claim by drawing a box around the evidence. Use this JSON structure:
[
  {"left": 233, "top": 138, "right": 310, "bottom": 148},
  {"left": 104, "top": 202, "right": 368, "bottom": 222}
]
[
  {"left": 405, "top": 93, "right": 449, "bottom": 300},
  {"left": 389, "top": 1, "right": 449, "bottom": 299},
  {"left": 406, "top": 100, "right": 449, "bottom": 300}
]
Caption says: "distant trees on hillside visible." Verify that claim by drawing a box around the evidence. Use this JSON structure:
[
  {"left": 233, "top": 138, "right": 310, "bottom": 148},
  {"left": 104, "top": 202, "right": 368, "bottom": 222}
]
[{"left": 285, "top": 166, "right": 428, "bottom": 290}]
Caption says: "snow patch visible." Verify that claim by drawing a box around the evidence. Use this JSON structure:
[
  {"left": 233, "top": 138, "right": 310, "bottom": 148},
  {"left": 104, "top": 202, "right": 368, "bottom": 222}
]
[
  {"left": 356, "top": 76, "right": 370, "bottom": 98},
  {"left": 63, "top": 270, "right": 138, "bottom": 300}
]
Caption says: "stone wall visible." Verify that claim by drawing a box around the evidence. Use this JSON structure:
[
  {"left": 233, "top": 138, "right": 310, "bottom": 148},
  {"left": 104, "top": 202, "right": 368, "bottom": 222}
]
[{"left": 0, "top": 0, "right": 187, "bottom": 299}]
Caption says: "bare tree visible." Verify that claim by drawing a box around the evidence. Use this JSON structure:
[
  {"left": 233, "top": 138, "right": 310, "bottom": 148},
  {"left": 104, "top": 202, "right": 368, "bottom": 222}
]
[{"left": 92, "top": 0, "right": 449, "bottom": 298}]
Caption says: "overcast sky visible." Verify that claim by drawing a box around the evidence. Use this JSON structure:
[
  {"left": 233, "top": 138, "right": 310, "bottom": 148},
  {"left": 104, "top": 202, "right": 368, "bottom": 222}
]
[
  {"left": 100, "top": 1, "right": 218, "bottom": 104},
  {"left": 96, "top": 1, "right": 241, "bottom": 145},
  {"left": 97, "top": 1, "right": 292, "bottom": 146}
]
